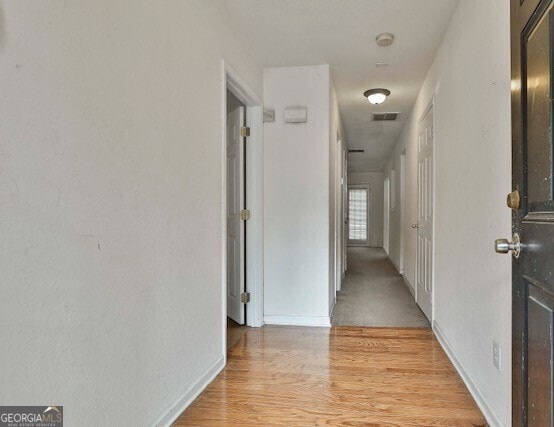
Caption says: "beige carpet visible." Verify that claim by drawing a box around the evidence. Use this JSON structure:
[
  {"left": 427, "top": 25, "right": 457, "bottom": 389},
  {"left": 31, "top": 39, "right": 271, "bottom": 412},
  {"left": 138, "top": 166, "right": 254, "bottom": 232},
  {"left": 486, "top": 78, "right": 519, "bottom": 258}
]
[{"left": 331, "top": 247, "right": 430, "bottom": 328}]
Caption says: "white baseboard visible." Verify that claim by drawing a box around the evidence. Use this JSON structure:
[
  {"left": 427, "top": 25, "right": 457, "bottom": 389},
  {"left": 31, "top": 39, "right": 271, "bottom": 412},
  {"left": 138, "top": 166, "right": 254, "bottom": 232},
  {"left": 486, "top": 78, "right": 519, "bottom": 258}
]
[
  {"left": 153, "top": 355, "right": 225, "bottom": 427},
  {"left": 433, "top": 322, "right": 501, "bottom": 427},
  {"left": 264, "top": 315, "right": 331, "bottom": 327},
  {"left": 402, "top": 275, "right": 415, "bottom": 297}
]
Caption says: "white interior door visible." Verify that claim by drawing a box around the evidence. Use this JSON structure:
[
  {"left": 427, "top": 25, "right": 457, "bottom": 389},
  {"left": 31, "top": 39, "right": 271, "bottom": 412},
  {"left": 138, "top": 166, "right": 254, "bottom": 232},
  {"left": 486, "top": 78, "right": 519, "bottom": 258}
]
[
  {"left": 342, "top": 152, "right": 348, "bottom": 273},
  {"left": 383, "top": 178, "right": 390, "bottom": 254},
  {"left": 347, "top": 185, "right": 371, "bottom": 247},
  {"left": 226, "top": 106, "right": 245, "bottom": 324},
  {"left": 416, "top": 105, "right": 434, "bottom": 321}
]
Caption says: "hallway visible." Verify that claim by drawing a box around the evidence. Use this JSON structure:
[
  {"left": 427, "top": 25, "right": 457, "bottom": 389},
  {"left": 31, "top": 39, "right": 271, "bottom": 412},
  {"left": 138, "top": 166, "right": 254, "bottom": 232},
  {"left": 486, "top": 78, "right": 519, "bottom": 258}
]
[
  {"left": 175, "top": 326, "right": 486, "bottom": 426},
  {"left": 1, "top": 2, "right": 517, "bottom": 425},
  {"left": 332, "top": 248, "right": 430, "bottom": 327}
]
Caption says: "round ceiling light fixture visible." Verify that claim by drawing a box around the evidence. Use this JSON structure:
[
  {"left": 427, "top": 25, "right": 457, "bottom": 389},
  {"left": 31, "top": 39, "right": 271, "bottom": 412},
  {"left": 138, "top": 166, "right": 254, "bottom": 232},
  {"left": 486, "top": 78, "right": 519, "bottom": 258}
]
[
  {"left": 364, "top": 88, "right": 391, "bottom": 105},
  {"left": 376, "top": 32, "right": 395, "bottom": 47}
]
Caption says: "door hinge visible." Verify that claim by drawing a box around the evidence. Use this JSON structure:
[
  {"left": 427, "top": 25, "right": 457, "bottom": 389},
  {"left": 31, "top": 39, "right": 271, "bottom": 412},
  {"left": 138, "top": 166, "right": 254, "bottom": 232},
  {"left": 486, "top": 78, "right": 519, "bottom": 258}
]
[
  {"left": 240, "top": 292, "right": 250, "bottom": 303},
  {"left": 240, "top": 126, "right": 250, "bottom": 137},
  {"left": 240, "top": 209, "right": 251, "bottom": 221},
  {"left": 506, "top": 190, "right": 520, "bottom": 210}
]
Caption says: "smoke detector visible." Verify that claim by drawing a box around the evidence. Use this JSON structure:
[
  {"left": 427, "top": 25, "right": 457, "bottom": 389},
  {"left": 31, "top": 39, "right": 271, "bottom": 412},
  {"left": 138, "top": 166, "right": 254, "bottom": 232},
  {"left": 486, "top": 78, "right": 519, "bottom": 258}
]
[{"left": 376, "top": 33, "right": 394, "bottom": 47}]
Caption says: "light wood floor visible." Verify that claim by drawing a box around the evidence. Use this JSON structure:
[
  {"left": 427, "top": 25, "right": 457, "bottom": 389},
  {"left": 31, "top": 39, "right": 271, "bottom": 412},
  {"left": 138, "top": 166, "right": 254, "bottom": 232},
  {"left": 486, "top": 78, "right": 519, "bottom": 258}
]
[
  {"left": 226, "top": 317, "right": 248, "bottom": 350},
  {"left": 175, "top": 326, "right": 486, "bottom": 426}
]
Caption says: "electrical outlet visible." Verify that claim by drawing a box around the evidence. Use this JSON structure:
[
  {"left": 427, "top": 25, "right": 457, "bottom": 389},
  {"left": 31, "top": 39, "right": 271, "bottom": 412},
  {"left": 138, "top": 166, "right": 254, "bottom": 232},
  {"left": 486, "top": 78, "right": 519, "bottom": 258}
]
[{"left": 493, "top": 341, "right": 502, "bottom": 371}]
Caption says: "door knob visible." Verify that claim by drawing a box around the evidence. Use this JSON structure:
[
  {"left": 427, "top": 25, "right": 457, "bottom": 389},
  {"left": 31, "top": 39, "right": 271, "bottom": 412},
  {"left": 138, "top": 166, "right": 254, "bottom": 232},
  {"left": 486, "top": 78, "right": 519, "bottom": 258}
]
[
  {"left": 411, "top": 224, "right": 420, "bottom": 229},
  {"left": 495, "top": 233, "right": 521, "bottom": 258}
]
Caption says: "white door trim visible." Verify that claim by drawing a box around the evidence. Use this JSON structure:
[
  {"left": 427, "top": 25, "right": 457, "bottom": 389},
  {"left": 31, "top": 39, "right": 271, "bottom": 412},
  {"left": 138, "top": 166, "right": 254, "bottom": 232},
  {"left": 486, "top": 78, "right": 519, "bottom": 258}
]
[
  {"left": 335, "top": 137, "right": 343, "bottom": 295},
  {"left": 221, "top": 60, "right": 264, "bottom": 360}
]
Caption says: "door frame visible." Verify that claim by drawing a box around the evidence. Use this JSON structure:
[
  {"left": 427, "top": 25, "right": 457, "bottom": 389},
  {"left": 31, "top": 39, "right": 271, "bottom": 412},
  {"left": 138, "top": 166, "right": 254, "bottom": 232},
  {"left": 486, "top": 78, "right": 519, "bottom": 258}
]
[
  {"left": 415, "top": 97, "right": 436, "bottom": 321},
  {"left": 347, "top": 184, "right": 372, "bottom": 247},
  {"left": 335, "top": 136, "right": 344, "bottom": 294},
  {"left": 221, "top": 60, "right": 264, "bottom": 356}
]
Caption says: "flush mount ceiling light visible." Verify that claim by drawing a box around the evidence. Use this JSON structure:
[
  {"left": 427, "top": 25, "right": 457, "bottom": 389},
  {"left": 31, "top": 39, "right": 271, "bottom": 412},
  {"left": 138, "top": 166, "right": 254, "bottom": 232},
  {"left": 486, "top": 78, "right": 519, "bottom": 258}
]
[{"left": 364, "top": 88, "right": 391, "bottom": 105}]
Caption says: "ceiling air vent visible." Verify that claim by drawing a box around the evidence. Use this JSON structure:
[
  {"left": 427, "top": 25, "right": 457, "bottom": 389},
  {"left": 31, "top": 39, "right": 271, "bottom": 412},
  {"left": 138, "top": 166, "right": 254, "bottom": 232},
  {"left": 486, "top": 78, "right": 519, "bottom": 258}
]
[
  {"left": 372, "top": 112, "right": 401, "bottom": 121},
  {"left": 348, "top": 149, "right": 365, "bottom": 154}
]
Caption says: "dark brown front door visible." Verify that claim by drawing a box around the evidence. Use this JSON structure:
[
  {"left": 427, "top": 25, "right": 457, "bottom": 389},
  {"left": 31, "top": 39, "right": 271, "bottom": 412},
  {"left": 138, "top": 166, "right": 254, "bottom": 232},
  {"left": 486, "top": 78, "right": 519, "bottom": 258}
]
[{"left": 511, "top": 0, "right": 554, "bottom": 424}]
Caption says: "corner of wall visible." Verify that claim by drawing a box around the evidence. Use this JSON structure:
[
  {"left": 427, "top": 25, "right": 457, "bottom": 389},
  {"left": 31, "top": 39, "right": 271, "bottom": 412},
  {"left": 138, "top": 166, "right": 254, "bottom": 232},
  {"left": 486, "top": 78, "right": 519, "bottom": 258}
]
[
  {"left": 153, "top": 356, "right": 226, "bottom": 427},
  {"left": 433, "top": 322, "right": 502, "bottom": 427}
]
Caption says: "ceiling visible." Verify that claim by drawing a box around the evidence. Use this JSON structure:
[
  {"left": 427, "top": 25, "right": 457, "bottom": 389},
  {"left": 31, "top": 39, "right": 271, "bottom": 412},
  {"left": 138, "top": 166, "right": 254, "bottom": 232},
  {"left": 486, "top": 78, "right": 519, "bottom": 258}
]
[{"left": 216, "top": 0, "right": 459, "bottom": 171}]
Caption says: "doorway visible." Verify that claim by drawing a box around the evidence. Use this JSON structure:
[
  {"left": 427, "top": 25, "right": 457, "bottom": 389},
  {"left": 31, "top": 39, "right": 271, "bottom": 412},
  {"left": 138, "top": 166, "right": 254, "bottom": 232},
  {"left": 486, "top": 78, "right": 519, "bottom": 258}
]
[
  {"left": 226, "top": 91, "right": 247, "bottom": 348},
  {"left": 399, "top": 150, "right": 406, "bottom": 275},
  {"left": 383, "top": 177, "right": 390, "bottom": 254},
  {"left": 347, "top": 185, "right": 371, "bottom": 247},
  {"left": 335, "top": 138, "right": 346, "bottom": 294},
  {"left": 222, "top": 61, "right": 264, "bottom": 355}
]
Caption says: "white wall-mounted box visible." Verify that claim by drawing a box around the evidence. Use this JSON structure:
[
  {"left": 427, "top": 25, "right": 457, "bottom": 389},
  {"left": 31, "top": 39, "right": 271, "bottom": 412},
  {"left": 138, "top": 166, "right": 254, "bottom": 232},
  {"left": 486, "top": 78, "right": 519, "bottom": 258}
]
[{"left": 284, "top": 106, "right": 307, "bottom": 123}]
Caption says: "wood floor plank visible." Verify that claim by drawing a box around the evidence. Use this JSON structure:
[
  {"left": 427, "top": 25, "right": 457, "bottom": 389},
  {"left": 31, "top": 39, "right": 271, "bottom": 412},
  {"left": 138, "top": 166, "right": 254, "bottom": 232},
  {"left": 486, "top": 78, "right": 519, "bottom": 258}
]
[{"left": 174, "top": 326, "right": 486, "bottom": 426}]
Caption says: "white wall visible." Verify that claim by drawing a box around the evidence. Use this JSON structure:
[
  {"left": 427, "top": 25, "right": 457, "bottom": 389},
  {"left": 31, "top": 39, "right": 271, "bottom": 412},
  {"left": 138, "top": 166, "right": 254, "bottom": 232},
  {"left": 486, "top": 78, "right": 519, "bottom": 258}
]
[
  {"left": 347, "top": 172, "right": 384, "bottom": 248},
  {"left": 385, "top": 0, "right": 511, "bottom": 424},
  {"left": 0, "top": 1, "right": 262, "bottom": 425},
  {"left": 264, "top": 65, "right": 337, "bottom": 326}
]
